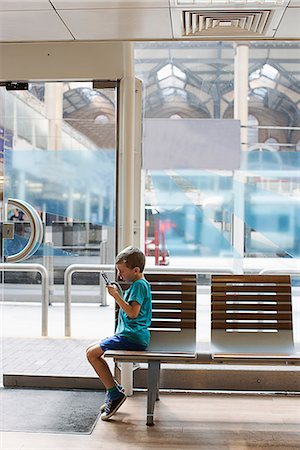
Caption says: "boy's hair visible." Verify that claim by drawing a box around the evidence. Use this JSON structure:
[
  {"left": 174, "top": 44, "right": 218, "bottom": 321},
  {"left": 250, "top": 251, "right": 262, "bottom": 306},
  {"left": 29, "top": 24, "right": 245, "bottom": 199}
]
[{"left": 115, "top": 246, "right": 145, "bottom": 272}]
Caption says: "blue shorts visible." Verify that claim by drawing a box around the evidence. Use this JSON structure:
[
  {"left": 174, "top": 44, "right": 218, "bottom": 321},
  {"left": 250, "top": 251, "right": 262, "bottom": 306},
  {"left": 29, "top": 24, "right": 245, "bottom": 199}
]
[{"left": 100, "top": 335, "right": 147, "bottom": 352}]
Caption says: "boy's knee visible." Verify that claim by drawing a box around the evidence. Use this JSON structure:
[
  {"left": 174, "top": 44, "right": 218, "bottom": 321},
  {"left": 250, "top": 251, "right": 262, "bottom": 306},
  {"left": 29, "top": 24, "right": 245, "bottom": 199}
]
[{"left": 86, "top": 345, "right": 103, "bottom": 362}]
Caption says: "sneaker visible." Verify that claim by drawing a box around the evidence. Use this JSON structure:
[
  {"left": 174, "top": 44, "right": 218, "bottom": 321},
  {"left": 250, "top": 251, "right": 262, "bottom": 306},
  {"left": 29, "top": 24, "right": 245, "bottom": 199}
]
[
  {"left": 114, "top": 379, "right": 125, "bottom": 393},
  {"left": 100, "top": 380, "right": 124, "bottom": 413},
  {"left": 100, "top": 392, "right": 126, "bottom": 421}
]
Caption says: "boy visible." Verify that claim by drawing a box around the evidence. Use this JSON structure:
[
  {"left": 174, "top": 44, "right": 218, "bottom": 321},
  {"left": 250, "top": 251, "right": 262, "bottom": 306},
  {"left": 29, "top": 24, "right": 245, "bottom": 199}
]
[{"left": 86, "top": 246, "right": 152, "bottom": 421}]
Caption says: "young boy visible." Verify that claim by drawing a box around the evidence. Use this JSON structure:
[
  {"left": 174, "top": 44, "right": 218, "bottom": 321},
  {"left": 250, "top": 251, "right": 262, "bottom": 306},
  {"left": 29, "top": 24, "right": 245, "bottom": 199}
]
[{"left": 86, "top": 246, "right": 152, "bottom": 421}]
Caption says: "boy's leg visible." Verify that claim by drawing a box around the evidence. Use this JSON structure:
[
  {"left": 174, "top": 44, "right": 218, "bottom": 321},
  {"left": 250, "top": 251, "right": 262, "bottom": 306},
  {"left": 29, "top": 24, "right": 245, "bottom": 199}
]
[
  {"left": 86, "top": 344, "right": 115, "bottom": 389},
  {"left": 86, "top": 339, "right": 127, "bottom": 421}
]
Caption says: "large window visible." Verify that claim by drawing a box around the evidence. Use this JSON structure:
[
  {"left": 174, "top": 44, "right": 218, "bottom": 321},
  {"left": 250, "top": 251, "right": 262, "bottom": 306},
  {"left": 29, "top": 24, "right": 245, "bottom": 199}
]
[
  {"left": 135, "top": 42, "right": 300, "bottom": 269},
  {"left": 1, "top": 81, "right": 117, "bottom": 285}
]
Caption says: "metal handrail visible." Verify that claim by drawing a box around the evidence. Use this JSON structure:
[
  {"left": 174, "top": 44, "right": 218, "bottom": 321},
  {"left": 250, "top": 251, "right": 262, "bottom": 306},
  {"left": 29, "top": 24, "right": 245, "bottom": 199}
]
[
  {"left": 64, "top": 264, "right": 115, "bottom": 337},
  {"left": 0, "top": 263, "right": 49, "bottom": 336},
  {"left": 64, "top": 263, "right": 235, "bottom": 337},
  {"left": 259, "top": 269, "right": 300, "bottom": 275}
]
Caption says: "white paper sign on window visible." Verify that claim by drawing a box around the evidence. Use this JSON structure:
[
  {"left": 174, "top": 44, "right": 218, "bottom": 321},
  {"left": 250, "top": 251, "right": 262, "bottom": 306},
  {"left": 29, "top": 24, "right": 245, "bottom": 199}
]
[{"left": 143, "top": 118, "right": 241, "bottom": 170}]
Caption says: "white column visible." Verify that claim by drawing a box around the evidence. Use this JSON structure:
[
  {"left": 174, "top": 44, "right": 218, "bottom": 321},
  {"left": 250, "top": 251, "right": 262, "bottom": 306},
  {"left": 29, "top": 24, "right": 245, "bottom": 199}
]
[
  {"left": 45, "top": 83, "right": 63, "bottom": 151},
  {"left": 133, "top": 78, "right": 143, "bottom": 248},
  {"left": 233, "top": 43, "right": 249, "bottom": 274},
  {"left": 118, "top": 43, "right": 136, "bottom": 396},
  {"left": 118, "top": 43, "right": 135, "bottom": 251},
  {"left": 234, "top": 43, "right": 249, "bottom": 153}
]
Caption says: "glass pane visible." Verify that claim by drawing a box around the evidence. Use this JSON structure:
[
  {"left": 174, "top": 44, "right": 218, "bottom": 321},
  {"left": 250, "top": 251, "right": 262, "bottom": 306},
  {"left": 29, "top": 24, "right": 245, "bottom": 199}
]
[
  {"left": 136, "top": 42, "right": 237, "bottom": 266},
  {"left": 136, "top": 41, "right": 300, "bottom": 269},
  {"left": 1, "top": 82, "right": 117, "bottom": 345},
  {"left": 244, "top": 42, "right": 300, "bottom": 259}
]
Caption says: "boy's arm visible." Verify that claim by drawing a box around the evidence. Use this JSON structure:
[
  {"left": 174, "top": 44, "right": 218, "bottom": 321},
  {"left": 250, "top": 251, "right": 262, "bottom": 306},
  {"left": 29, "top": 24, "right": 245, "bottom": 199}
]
[{"left": 107, "top": 285, "right": 141, "bottom": 319}]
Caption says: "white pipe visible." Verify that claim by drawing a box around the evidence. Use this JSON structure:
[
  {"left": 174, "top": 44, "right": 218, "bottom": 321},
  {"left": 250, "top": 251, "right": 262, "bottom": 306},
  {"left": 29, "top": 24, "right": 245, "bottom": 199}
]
[
  {"left": 259, "top": 269, "right": 300, "bottom": 275},
  {"left": 118, "top": 43, "right": 135, "bottom": 250}
]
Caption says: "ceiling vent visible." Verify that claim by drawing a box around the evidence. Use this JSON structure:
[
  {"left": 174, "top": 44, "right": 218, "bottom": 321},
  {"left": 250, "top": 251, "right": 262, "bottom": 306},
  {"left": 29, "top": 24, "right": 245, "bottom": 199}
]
[
  {"left": 172, "top": 0, "right": 288, "bottom": 5},
  {"left": 171, "top": 4, "right": 287, "bottom": 39},
  {"left": 182, "top": 10, "right": 273, "bottom": 37}
]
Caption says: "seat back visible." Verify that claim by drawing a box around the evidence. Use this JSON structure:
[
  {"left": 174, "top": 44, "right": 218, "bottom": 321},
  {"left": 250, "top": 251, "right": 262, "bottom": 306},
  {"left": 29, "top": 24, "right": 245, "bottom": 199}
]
[
  {"left": 211, "top": 274, "right": 294, "bottom": 355},
  {"left": 117, "top": 273, "right": 197, "bottom": 353}
]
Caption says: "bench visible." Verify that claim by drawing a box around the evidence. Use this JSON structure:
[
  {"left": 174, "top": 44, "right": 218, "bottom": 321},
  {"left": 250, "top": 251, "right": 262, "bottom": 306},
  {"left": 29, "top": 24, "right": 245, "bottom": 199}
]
[
  {"left": 210, "top": 275, "right": 296, "bottom": 362},
  {"left": 105, "top": 273, "right": 299, "bottom": 425},
  {"left": 106, "top": 272, "right": 198, "bottom": 426}
]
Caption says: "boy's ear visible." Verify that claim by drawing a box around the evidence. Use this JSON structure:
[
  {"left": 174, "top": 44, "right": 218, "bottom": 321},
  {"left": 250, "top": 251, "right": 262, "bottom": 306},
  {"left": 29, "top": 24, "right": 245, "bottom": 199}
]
[{"left": 134, "top": 267, "right": 141, "bottom": 273}]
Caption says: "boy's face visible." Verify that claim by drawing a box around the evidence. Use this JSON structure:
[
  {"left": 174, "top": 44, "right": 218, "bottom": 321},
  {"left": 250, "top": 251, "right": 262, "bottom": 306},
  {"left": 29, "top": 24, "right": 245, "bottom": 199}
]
[{"left": 116, "top": 262, "right": 139, "bottom": 282}]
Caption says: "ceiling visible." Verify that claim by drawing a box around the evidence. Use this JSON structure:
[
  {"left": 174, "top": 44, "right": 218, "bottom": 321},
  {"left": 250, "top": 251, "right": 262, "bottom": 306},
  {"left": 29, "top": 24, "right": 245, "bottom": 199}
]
[{"left": 0, "top": 0, "right": 300, "bottom": 42}]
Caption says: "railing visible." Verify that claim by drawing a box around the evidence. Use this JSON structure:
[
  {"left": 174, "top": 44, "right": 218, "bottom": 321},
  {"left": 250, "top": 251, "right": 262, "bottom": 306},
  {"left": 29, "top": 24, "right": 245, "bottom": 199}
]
[
  {"left": 64, "top": 264, "right": 115, "bottom": 337},
  {"left": 259, "top": 269, "right": 300, "bottom": 275},
  {"left": 64, "top": 264, "right": 235, "bottom": 337},
  {"left": 0, "top": 263, "right": 49, "bottom": 336}
]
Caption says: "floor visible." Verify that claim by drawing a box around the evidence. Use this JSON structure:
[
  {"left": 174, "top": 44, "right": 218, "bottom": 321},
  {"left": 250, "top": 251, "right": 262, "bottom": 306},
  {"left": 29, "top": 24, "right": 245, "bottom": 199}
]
[
  {"left": 1, "top": 285, "right": 300, "bottom": 449},
  {"left": 1, "top": 392, "right": 300, "bottom": 449}
]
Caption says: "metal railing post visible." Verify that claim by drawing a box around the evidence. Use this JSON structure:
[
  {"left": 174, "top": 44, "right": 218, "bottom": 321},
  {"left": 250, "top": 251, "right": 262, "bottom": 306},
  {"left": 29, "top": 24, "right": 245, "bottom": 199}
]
[{"left": 43, "top": 242, "right": 54, "bottom": 304}]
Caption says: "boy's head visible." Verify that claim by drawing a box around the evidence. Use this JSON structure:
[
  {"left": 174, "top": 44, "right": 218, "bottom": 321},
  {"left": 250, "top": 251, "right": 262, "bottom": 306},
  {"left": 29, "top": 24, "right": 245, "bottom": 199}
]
[{"left": 115, "top": 246, "right": 145, "bottom": 282}]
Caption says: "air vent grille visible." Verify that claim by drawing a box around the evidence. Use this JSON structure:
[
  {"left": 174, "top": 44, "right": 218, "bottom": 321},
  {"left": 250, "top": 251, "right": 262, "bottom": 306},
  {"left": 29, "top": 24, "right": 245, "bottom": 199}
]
[
  {"left": 175, "top": 0, "right": 286, "bottom": 4},
  {"left": 182, "top": 10, "right": 272, "bottom": 36}
]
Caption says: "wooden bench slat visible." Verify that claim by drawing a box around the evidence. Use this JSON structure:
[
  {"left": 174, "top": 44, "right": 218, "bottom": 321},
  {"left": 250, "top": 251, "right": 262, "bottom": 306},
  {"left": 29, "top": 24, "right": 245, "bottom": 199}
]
[
  {"left": 212, "top": 285, "right": 291, "bottom": 293},
  {"left": 151, "top": 284, "right": 196, "bottom": 292},
  {"left": 150, "top": 320, "right": 196, "bottom": 329},
  {"left": 212, "top": 312, "right": 292, "bottom": 321},
  {"left": 152, "top": 293, "right": 196, "bottom": 301},
  {"left": 145, "top": 274, "right": 197, "bottom": 282},
  {"left": 152, "top": 311, "right": 196, "bottom": 319},
  {"left": 152, "top": 300, "right": 196, "bottom": 308},
  {"left": 211, "top": 275, "right": 291, "bottom": 283},
  {"left": 212, "top": 292, "right": 291, "bottom": 300},
  {"left": 212, "top": 302, "right": 291, "bottom": 311},
  {"left": 212, "top": 322, "right": 292, "bottom": 330}
]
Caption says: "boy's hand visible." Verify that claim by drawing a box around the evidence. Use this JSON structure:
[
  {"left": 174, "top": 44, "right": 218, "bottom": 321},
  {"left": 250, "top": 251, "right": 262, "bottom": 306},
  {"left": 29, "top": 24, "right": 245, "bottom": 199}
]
[{"left": 107, "top": 284, "right": 119, "bottom": 299}]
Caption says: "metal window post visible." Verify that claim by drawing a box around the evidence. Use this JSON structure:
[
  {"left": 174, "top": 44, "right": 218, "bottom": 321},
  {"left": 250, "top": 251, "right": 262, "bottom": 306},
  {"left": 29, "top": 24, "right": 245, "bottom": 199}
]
[{"left": 233, "top": 43, "right": 249, "bottom": 274}]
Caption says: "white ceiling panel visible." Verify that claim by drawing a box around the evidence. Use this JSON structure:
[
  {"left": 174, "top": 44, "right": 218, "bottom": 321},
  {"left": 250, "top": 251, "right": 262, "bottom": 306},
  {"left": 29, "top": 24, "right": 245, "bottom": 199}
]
[
  {"left": 52, "top": 0, "right": 169, "bottom": 8},
  {"left": 0, "top": 10, "right": 74, "bottom": 41},
  {"left": 275, "top": 7, "right": 300, "bottom": 38},
  {"left": 0, "top": 0, "right": 52, "bottom": 10},
  {"left": 59, "top": 8, "right": 173, "bottom": 39},
  {"left": 287, "top": 0, "right": 300, "bottom": 5}
]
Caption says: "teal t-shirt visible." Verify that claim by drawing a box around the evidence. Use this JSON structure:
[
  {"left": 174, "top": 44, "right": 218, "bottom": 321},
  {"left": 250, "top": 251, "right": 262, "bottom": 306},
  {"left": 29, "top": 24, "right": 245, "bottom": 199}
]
[{"left": 116, "top": 278, "right": 152, "bottom": 347}]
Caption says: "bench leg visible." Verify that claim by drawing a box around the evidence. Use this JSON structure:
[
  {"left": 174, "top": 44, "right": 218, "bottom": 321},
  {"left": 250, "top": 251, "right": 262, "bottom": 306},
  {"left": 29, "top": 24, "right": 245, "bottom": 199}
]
[
  {"left": 120, "top": 362, "right": 133, "bottom": 396},
  {"left": 156, "top": 363, "right": 160, "bottom": 401},
  {"left": 147, "top": 360, "right": 160, "bottom": 426}
]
